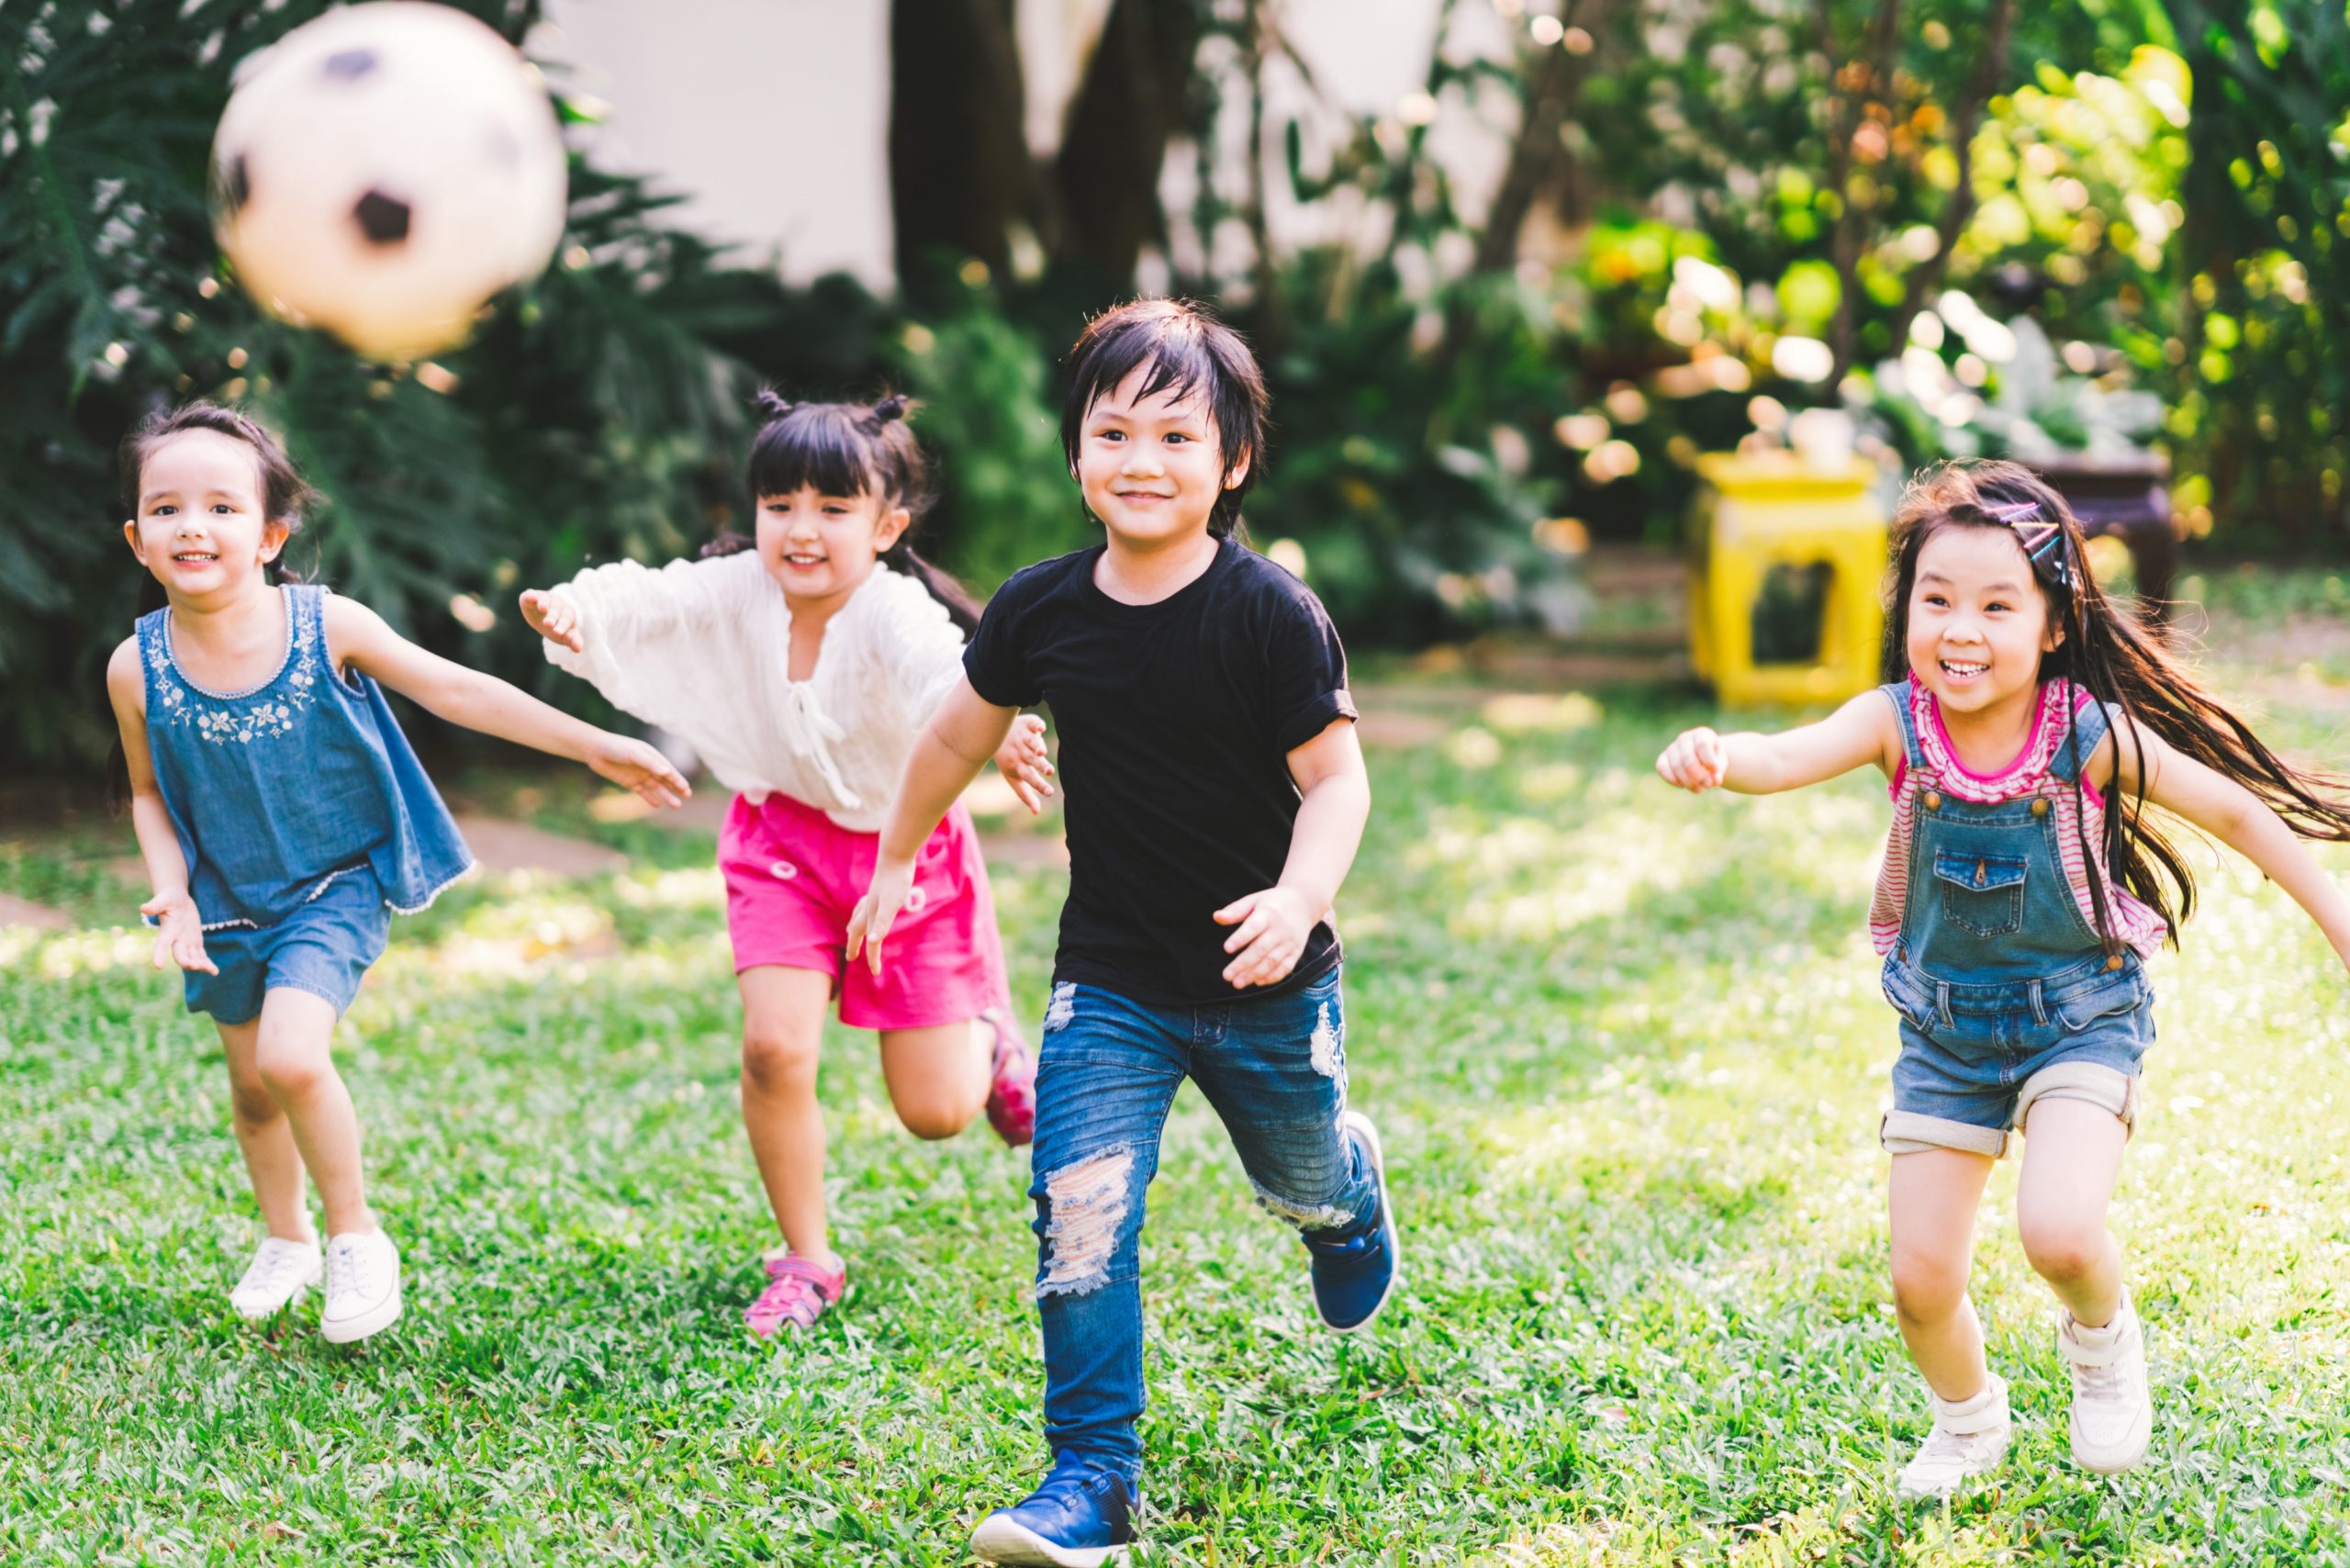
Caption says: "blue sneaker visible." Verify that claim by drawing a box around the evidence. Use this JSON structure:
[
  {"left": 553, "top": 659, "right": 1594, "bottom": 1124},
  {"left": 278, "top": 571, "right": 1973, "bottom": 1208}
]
[
  {"left": 968, "top": 1462, "right": 1138, "bottom": 1566},
  {"left": 1305, "top": 1110, "right": 1401, "bottom": 1333}
]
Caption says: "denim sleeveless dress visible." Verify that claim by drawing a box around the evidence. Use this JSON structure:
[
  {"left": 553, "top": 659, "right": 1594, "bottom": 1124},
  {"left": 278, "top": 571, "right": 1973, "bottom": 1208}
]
[
  {"left": 1874, "top": 678, "right": 2159, "bottom": 1159},
  {"left": 137, "top": 583, "right": 474, "bottom": 1021}
]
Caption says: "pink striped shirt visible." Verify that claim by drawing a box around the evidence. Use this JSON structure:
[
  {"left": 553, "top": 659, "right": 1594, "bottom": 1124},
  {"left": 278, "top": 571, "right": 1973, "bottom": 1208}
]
[{"left": 1869, "top": 680, "right": 2167, "bottom": 959}]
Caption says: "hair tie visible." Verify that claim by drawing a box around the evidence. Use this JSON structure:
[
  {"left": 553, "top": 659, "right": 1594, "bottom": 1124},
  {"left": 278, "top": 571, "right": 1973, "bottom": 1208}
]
[
  {"left": 754, "top": 389, "right": 794, "bottom": 422},
  {"left": 1987, "top": 499, "right": 2075, "bottom": 592},
  {"left": 872, "top": 394, "right": 908, "bottom": 423}
]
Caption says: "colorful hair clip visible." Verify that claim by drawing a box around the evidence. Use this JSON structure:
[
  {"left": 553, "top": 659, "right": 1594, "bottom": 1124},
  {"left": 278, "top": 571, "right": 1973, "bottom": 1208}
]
[{"left": 1987, "top": 499, "right": 2073, "bottom": 591}]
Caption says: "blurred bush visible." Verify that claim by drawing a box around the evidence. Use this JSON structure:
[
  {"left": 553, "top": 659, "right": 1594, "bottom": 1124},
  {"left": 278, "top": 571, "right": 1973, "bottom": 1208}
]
[{"left": 5, "top": 0, "right": 2342, "bottom": 773}]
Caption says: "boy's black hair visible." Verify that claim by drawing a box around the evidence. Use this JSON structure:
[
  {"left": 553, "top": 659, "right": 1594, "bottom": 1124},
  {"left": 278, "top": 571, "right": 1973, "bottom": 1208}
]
[{"left": 1059, "top": 298, "right": 1270, "bottom": 538}]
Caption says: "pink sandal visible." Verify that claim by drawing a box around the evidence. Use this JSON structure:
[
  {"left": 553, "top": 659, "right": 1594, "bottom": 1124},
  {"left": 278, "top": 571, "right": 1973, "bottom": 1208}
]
[
  {"left": 744, "top": 1249, "right": 847, "bottom": 1338},
  {"left": 983, "top": 1009, "right": 1036, "bottom": 1147}
]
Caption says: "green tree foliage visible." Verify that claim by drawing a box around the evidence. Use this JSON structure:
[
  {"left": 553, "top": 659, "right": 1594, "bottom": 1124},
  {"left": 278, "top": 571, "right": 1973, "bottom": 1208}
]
[
  {"left": 2165, "top": 0, "right": 2350, "bottom": 546},
  {"left": 6, "top": 0, "right": 2341, "bottom": 776},
  {"left": 0, "top": 0, "right": 896, "bottom": 769}
]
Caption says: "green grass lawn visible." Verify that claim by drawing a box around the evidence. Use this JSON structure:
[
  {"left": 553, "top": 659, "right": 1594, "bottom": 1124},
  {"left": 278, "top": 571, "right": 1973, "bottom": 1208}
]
[{"left": 5, "top": 591, "right": 2349, "bottom": 1564}]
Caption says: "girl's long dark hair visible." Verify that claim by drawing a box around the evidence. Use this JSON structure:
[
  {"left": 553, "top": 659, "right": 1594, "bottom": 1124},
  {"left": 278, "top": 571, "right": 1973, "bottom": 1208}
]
[
  {"left": 1882, "top": 458, "right": 2350, "bottom": 950},
  {"left": 704, "top": 390, "right": 982, "bottom": 635},
  {"left": 107, "top": 400, "right": 322, "bottom": 812}
]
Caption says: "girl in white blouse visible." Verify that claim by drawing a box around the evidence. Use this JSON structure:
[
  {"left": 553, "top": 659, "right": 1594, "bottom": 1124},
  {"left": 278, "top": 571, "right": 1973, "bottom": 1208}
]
[{"left": 522, "top": 392, "right": 1053, "bottom": 1337}]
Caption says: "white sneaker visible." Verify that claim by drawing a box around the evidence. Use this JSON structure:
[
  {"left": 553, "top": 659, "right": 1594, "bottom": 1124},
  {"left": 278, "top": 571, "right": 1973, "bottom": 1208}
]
[
  {"left": 319, "top": 1226, "right": 402, "bottom": 1344},
  {"left": 1895, "top": 1373, "right": 2012, "bottom": 1500},
  {"left": 229, "top": 1233, "right": 322, "bottom": 1319},
  {"left": 2058, "top": 1295, "right": 2153, "bottom": 1473}
]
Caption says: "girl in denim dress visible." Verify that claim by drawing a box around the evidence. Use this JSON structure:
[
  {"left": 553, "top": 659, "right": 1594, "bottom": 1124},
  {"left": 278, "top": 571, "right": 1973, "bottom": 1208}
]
[
  {"left": 106, "top": 402, "right": 689, "bottom": 1344},
  {"left": 1657, "top": 460, "right": 2350, "bottom": 1498}
]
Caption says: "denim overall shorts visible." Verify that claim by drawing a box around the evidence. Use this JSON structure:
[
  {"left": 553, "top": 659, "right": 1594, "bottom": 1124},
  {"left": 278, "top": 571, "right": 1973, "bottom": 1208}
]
[{"left": 1877, "top": 680, "right": 2154, "bottom": 1159}]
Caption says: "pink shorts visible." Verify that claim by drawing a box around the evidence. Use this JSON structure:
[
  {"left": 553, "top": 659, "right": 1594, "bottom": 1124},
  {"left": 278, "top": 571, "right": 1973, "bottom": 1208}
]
[{"left": 719, "top": 792, "right": 1012, "bottom": 1031}]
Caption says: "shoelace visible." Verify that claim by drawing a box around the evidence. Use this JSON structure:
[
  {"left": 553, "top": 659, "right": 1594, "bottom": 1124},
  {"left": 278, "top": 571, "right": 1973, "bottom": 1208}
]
[
  {"left": 1910, "top": 1420, "right": 1999, "bottom": 1473},
  {"left": 2072, "top": 1350, "right": 2132, "bottom": 1403},
  {"left": 326, "top": 1238, "right": 383, "bottom": 1305},
  {"left": 240, "top": 1242, "right": 314, "bottom": 1294}
]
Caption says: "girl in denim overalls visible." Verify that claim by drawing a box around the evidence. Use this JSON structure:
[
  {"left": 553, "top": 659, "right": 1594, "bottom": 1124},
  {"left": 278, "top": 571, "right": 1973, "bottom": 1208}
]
[
  {"left": 1658, "top": 460, "right": 2350, "bottom": 1498},
  {"left": 106, "top": 402, "right": 689, "bottom": 1344}
]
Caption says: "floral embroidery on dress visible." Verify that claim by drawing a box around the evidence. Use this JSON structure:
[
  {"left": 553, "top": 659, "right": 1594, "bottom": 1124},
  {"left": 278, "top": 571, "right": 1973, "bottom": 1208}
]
[{"left": 149, "top": 591, "right": 321, "bottom": 745}]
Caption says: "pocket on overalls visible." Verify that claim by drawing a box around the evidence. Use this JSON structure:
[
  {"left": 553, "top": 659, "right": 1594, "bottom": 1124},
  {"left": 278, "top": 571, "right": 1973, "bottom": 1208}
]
[
  {"left": 1933, "top": 850, "right": 2026, "bottom": 938},
  {"left": 1880, "top": 957, "right": 1936, "bottom": 1033},
  {"left": 2050, "top": 965, "right": 2148, "bottom": 1033}
]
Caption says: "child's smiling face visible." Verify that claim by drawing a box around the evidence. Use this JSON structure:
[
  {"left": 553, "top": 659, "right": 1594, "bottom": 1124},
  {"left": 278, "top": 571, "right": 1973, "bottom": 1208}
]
[
  {"left": 754, "top": 482, "right": 909, "bottom": 609},
  {"left": 124, "top": 429, "right": 288, "bottom": 601},
  {"left": 1074, "top": 367, "right": 1248, "bottom": 551},
  {"left": 1907, "top": 524, "right": 2063, "bottom": 716}
]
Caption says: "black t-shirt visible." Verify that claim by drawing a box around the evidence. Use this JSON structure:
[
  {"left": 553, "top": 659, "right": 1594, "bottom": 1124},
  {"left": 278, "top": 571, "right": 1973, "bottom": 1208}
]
[{"left": 964, "top": 535, "right": 1358, "bottom": 1005}]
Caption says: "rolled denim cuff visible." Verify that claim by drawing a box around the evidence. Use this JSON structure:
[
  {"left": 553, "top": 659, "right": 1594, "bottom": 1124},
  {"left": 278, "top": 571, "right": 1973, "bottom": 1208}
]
[
  {"left": 1880, "top": 1109, "right": 2011, "bottom": 1159},
  {"left": 2014, "top": 1059, "right": 2138, "bottom": 1137}
]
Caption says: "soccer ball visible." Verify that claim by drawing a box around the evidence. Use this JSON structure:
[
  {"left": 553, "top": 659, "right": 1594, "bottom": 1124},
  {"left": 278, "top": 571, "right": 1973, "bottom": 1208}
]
[{"left": 209, "top": 2, "right": 567, "bottom": 361}]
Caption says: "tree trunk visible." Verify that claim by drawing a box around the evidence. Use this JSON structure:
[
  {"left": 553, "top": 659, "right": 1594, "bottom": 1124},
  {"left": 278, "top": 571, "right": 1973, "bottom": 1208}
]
[
  {"left": 1472, "top": 39, "right": 1579, "bottom": 274},
  {"left": 888, "top": 0, "right": 1031, "bottom": 297},
  {"left": 1048, "top": 0, "right": 1202, "bottom": 286}
]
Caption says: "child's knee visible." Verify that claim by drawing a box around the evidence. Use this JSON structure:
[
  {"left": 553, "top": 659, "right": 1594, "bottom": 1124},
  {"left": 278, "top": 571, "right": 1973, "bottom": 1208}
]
[
  {"left": 1889, "top": 1246, "right": 1969, "bottom": 1321},
  {"left": 2019, "top": 1211, "right": 2107, "bottom": 1285},
  {"left": 228, "top": 1071, "right": 280, "bottom": 1125},
  {"left": 894, "top": 1098, "right": 972, "bottom": 1141},
  {"left": 1035, "top": 1146, "right": 1139, "bottom": 1300},
  {"left": 741, "top": 1023, "right": 819, "bottom": 1093},
  {"left": 254, "top": 1036, "right": 330, "bottom": 1101}
]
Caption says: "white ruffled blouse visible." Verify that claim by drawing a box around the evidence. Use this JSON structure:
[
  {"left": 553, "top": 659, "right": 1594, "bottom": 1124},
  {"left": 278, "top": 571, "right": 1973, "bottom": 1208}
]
[{"left": 543, "top": 552, "right": 967, "bottom": 832}]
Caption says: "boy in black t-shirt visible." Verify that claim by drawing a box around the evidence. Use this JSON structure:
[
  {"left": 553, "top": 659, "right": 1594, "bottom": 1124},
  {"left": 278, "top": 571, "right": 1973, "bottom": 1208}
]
[{"left": 851, "top": 298, "right": 1400, "bottom": 1566}]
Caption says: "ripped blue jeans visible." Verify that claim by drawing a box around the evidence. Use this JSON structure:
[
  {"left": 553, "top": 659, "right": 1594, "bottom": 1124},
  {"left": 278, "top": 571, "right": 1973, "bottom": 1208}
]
[{"left": 1028, "top": 968, "right": 1378, "bottom": 1484}]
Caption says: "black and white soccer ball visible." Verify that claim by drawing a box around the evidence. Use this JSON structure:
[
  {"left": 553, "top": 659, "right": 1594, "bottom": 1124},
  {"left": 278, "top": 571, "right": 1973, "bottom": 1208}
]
[{"left": 209, "top": 2, "right": 567, "bottom": 360}]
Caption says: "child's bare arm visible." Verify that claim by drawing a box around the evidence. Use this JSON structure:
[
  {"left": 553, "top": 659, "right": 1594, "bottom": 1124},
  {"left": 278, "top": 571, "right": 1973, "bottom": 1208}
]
[
  {"left": 1657, "top": 689, "right": 1898, "bottom": 795},
  {"left": 322, "top": 597, "right": 689, "bottom": 808},
  {"left": 106, "top": 639, "right": 218, "bottom": 975},
  {"left": 2118, "top": 726, "right": 2350, "bottom": 968},
  {"left": 1214, "top": 717, "right": 1369, "bottom": 990},
  {"left": 849, "top": 678, "right": 1020, "bottom": 975}
]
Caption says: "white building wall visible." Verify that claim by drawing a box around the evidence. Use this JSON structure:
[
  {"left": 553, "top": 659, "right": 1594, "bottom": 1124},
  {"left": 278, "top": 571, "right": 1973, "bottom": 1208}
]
[
  {"left": 538, "top": 0, "right": 897, "bottom": 288},
  {"left": 539, "top": 0, "right": 1502, "bottom": 295}
]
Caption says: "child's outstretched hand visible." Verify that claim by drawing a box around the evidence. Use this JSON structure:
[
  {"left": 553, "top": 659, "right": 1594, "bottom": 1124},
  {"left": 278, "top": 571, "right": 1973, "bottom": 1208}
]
[
  {"left": 1657, "top": 726, "right": 1729, "bottom": 792},
  {"left": 519, "top": 588, "right": 583, "bottom": 654},
  {"left": 847, "top": 857, "right": 915, "bottom": 979},
  {"left": 141, "top": 890, "right": 218, "bottom": 976},
  {"left": 588, "top": 733, "right": 692, "bottom": 809},
  {"left": 994, "top": 714, "right": 1056, "bottom": 814},
  {"left": 1214, "top": 885, "right": 1319, "bottom": 990}
]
